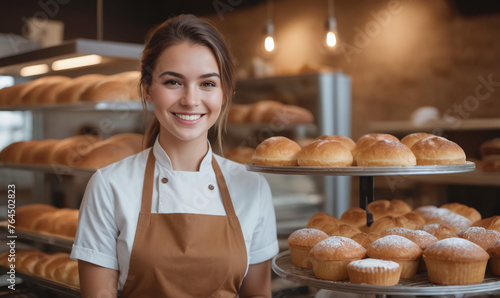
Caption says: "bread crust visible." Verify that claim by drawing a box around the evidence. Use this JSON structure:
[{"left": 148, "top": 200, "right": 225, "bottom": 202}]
[
  {"left": 297, "top": 140, "right": 353, "bottom": 167},
  {"left": 252, "top": 136, "right": 301, "bottom": 166},
  {"left": 357, "top": 140, "right": 416, "bottom": 167},
  {"left": 411, "top": 136, "right": 466, "bottom": 165}
]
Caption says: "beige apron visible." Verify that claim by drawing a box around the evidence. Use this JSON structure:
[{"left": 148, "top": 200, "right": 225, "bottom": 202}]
[{"left": 120, "top": 150, "right": 247, "bottom": 297}]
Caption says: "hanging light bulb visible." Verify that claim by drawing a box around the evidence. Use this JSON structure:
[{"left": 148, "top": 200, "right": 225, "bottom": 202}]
[
  {"left": 324, "top": 0, "right": 340, "bottom": 52},
  {"left": 262, "top": 0, "right": 276, "bottom": 54}
]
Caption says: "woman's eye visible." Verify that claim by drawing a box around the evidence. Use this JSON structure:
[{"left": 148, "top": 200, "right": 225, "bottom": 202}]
[
  {"left": 164, "top": 80, "right": 180, "bottom": 86},
  {"left": 202, "top": 81, "right": 216, "bottom": 87}
]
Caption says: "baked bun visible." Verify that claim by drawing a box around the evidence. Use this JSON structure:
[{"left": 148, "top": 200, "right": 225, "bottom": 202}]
[
  {"left": 367, "top": 199, "right": 412, "bottom": 221},
  {"left": 347, "top": 258, "right": 402, "bottom": 286},
  {"left": 340, "top": 207, "right": 367, "bottom": 230},
  {"left": 482, "top": 154, "right": 500, "bottom": 172},
  {"left": 411, "top": 136, "right": 466, "bottom": 165},
  {"left": 306, "top": 212, "right": 341, "bottom": 234},
  {"left": 297, "top": 140, "right": 353, "bottom": 167},
  {"left": 225, "top": 147, "right": 255, "bottom": 164},
  {"left": 327, "top": 224, "right": 362, "bottom": 238},
  {"left": 350, "top": 232, "right": 382, "bottom": 249},
  {"left": 314, "top": 135, "right": 355, "bottom": 153},
  {"left": 457, "top": 227, "right": 500, "bottom": 251},
  {"left": 245, "top": 101, "right": 282, "bottom": 123},
  {"left": 309, "top": 236, "right": 367, "bottom": 281},
  {"left": 262, "top": 103, "right": 314, "bottom": 125},
  {"left": 369, "top": 215, "right": 411, "bottom": 234},
  {"left": 357, "top": 140, "right": 416, "bottom": 167},
  {"left": 353, "top": 133, "right": 400, "bottom": 160},
  {"left": 227, "top": 104, "right": 252, "bottom": 124},
  {"left": 288, "top": 228, "right": 329, "bottom": 268},
  {"left": 473, "top": 216, "right": 500, "bottom": 233},
  {"left": 366, "top": 235, "right": 422, "bottom": 278},
  {"left": 400, "top": 132, "right": 435, "bottom": 149},
  {"left": 440, "top": 202, "right": 481, "bottom": 223},
  {"left": 419, "top": 223, "right": 458, "bottom": 240},
  {"left": 423, "top": 238, "right": 489, "bottom": 285},
  {"left": 252, "top": 136, "right": 301, "bottom": 166},
  {"left": 480, "top": 138, "right": 500, "bottom": 159}
]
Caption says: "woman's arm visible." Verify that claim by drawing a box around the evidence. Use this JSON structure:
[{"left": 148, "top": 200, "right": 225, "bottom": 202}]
[
  {"left": 78, "top": 260, "right": 118, "bottom": 298},
  {"left": 239, "top": 260, "right": 272, "bottom": 298}
]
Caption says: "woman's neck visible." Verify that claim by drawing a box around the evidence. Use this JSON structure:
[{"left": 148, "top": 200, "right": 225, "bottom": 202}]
[{"left": 157, "top": 132, "right": 209, "bottom": 171}]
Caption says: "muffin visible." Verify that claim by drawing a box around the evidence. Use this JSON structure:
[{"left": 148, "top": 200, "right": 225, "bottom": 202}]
[
  {"left": 366, "top": 235, "right": 422, "bottom": 278},
  {"left": 487, "top": 240, "right": 500, "bottom": 276},
  {"left": 457, "top": 226, "right": 500, "bottom": 251},
  {"left": 423, "top": 237, "right": 489, "bottom": 285},
  {"left": 288, "top": 228, "right": 329, "bottom": 268},
  {"left": 309, "top": 236, "right": 367, "bottom": 281},
  {"left": 347, "top": 258, "right": 402, "bottom": 286}
]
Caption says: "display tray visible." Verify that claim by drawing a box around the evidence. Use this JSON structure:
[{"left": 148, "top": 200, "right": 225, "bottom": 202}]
[
  {"left": 0, "top": 101, "right": 148, "bottom": 112},
  {"left": 0, "top": 266, "right": 80, "bottom": 297},
  {"left": 247, "top": 162, "right": 475, "bottom": 176},
  {"left": 0, "top": 162, "right": 95, "bottom": 176},
  {"left": 0, "top": 222, "right": 73, "bottom": 250},
  {"left": 273, "top": 251, "right": 500, "bottom": 296}
]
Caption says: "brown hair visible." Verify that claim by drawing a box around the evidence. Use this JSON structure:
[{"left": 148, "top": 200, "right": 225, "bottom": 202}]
[{"left": 140, "top": 14, "right": 236, "bottom": 152}]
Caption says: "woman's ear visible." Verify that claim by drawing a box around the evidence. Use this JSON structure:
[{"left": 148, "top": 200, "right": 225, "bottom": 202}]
[{"left": 143, "top": 83, "right": 153, "bottom": 103}]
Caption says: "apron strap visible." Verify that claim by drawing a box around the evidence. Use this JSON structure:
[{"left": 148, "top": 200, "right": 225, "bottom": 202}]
[
  {"left": 211, "top": 156, "right": 238, "bottom": 223},
  {"left": 141, "top": 149, "right": 156, "bottom": 214}
]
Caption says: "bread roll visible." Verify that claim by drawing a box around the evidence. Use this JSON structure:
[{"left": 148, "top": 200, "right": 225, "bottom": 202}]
[
  {"left": 78, "top": 138, "right": 139, "bottom": 169},
  {"left": 353, "top": 133, "right": 400, "bottom": 160},
  {"left": 401, "top": 132, "right": 435, "bottom": 149},
  {"left": 306, "top": 212, "right": 340, "bottom": 234},
  {"left": 473, "top": 216, "right": 500, "bottom": 233},
  {"left": 33, "top": 252, "right": 69, "bottom": 278},
  {"left": 297, "top": 140, "right": 353, "bottom": 167},
  {"left": 3, "top": 77, "right": 58, "bottom": 106},
  {"left": 246, "top": 100, "right": 283, "bottom": 123},
  {"left": 262, "top": 103, "right": 314, "bottom": 125},
  {"left": 340, "top": 207, "right": 367, "bottom": 229},
  {"left": 0, "top": 141, "right": 28, "bottom": 163},
  {"left": 350, "top": 232, "right": 382, "bottom": 249},
  {"left": 227, "top": 104, "right": 252, "bottom": 124},
  {"left": 16, "top": 204, "right": 57, "bottom": 231},
  {"left": 315, "top": 135, "right": 356, "bottom": 153},
  {"left": 482, "top": 154, "right": 500, "bottom": 172},
  {"left": 26, "top": 139, "right": 60, "bottom": 164},
  {"left": 480, "top": 138, "right": 500, "bottom": 159},
  {"left": 370, "top": 215, "right": 411, "bottom": 234},
  {"left": 411, "top": 136, "right": 466, "bottom": 165},
  {"left": 252, "top": 136, "right": 301, "bottom": 166},
  {"left": 56, "top": 74, "right": 107, "bottom": 103},
  {"left": 225, "top": 147, "right": 255, "bottom": 164},
  {"left": 440, "top": 202, "right": 481, "bottom": 223},
  {"left": 51, "top": 134, "right": 102, "bottom": 167},
  {"left": 357, "top": 140, "right": 416, "bottom": 167},
  {"left": 367, "top": 199, "right": 412, "bottom": 220}
]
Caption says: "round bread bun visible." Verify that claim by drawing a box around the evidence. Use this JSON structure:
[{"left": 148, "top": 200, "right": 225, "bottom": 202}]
[
  {"left": 423, "top": 238, "right": 489, "bottom": 285},
  {"left": 56, "top": 74, "right": 107, "bottom": 103},
  {"left": 227, "top": 104, "right": 252, "bottom": 124},
  {"left": 327, "top": 224, "right": 362, "bottom": 238},
  {"left": 400, "top": 132, "right": 435, "bottom": 149},
  {"left": 353, "top": 133, "right": 400, "bottom": 160},
  {"left": 314, "top": 135, "right": 356, "bottom": 153},
  {"left": 357, "top": 140, "right": 416, "bottom": 167},
  {"left": 419, "top": 223, "right": 459, "bottom": 240},
  {"left": 367, "top": 199, "right": 413, "bottom": 220},
  {"left": 288, "top": 228, "right": 329, "bottom": 268},
  {"left": 306, "top": 212, "right": 341, "bottom": 234},
  {"left": 262, "top": 103, "right": 314, "bottom": 125},
  {"left": 411, "top": 136, "right": 466, "bottom": 165},
  {"left": 350, "top": 232, "right": 382, "bottom": 249},
  {"left": 473, "top": 216, "right": 500, "bottom": 233},
  {"left": 309, "top": 236, "right": 367, "bottom": 281},
  {"left": 369, "top": 215, "right": 411, "bottom": 234},
  {"left": 340, "top": 207, "right": 367, "bottom": 229},
  {"left": 225, "top": 147, "right": 255, "bottom": 164},
  {"left": 457, "top": 226, "right": 500, "bottom": 251},
  {"left": 480, "top": 138, "right": 500, "bottom": 159},
  {"left": 440, "top": 202, "right": 481, "bottom": 223},
  {"left": 367, "top": 235, "right": 422, "bottom": 279},
  {"left": 252, "top": 136, "right": 301, "bottom": 166},
  {"left": 297, "top": 140, "right": 353, "bottom": 167},
  {"left": 246, "top": 100, "right": 283, "bottom": 123}
]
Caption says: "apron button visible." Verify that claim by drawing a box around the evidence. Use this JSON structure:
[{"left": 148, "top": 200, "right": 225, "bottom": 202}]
[
  {"left": 161, "top": 177, "right": 168, "bottom": 184},
  {"left": 208, "top": 184, "right": 214, "bottom": 190}
]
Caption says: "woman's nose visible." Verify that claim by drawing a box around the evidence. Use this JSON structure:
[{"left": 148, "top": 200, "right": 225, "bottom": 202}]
[{"left": 180, "top": 86, "right": 200, "bottom": 107}]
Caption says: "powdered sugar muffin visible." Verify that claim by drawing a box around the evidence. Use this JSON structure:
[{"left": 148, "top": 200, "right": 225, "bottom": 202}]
[
  {"left": 457, "top": 226, "right": 500, "bottom": 251},
  {"left": 288, "top": 228, "right": 329, "bottom": 268},
  {"left": 309, "top": 236, "right": 366, "bottom": 281},
  {"left": 423, "top": 237, "right": 489, "bottom": 285},
  {"left": 347, "top": 258, "right": 402, "bottom": 286},
  {"left": 487, "top": 240, "right": 500, "bottom": 276},
  {"left": 366, "top": 235, "right": 422, "bottom": 278}
]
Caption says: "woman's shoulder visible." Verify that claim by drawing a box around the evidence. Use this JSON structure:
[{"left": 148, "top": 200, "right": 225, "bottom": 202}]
[{"left": 95, "top": 148, "right": 150, "bottom": 178}]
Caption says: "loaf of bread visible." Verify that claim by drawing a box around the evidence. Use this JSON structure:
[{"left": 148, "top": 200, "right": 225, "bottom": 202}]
[
  {"left": 16, "top": 204, "right": 78, "bottom": 238},
  {"left": 56, "top": 74, "right": 107, "bottom": 103},
  {"left": 227, "top": 100, "right": 314, "bottom": 125}
]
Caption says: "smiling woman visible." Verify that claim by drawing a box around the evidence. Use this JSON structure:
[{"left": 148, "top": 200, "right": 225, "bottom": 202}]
[{"left": 70, "top": 14, "right": 279, "bottom": 298}]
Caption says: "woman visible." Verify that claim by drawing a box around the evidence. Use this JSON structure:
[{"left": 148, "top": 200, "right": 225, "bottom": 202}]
[{"left": 71, "top": 14, "right": 279, "bottom": 297}]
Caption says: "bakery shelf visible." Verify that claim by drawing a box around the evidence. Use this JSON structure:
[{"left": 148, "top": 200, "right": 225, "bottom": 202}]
[
  {"left": 0, "top": 265, "right": 80, "bottom": 297},
  {"left": 0, "top": 100, "right": 151, "bottom": 112},
  {"left": 0, "top": 162, "right": 96, "bottom": 177},
  {"left": 368, "top": 118, "right": 500, "bottom": 133},
  {"left": 246, "top": 162, "right": 476, "bottom": 177},
  {"left": 272, "top": 251, "right": 500, "bottom": 296},
  {"left": 407, "top": 169, "right": 500, "bottom": 187},
  {"left": 0, "top": 223, "right": 74, "bottom": 250}
]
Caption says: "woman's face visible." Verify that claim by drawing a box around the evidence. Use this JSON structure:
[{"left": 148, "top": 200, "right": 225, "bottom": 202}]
[{"left": 145, "top": 42, "right": 223, "bottom": 145}]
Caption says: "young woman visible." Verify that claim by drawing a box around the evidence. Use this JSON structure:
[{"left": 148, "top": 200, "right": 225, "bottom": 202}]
[{"left": 71, "top": 14, "right": 279, "bottom": 297}]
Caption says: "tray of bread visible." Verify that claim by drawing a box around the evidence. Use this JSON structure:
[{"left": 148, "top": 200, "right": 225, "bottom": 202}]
[
  {"left": 274, "top": 201, "right": 500, "bottom": 296},
  {"left": 0, "top": 250, "right": 80, "bottom": 297},
  {"left": 245, "top": 133, "right": 476, "bottom": 176}
]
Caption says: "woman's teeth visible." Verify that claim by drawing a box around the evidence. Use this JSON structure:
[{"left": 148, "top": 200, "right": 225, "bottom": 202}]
[{"left": 174, "top": 113, "right": 201, "bottom": 121}]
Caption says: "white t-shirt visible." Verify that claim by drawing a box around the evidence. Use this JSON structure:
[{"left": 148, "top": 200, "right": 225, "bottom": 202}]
[{"left": 70, "top": 139, "right": 279, "bottom": 290}]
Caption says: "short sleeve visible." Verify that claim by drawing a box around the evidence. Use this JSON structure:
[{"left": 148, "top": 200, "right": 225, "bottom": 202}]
[
  {"left": 70, "top": 170, "right": 119, "bottom": 270},
  {"left": 248, "top": 175, "right": 279, "bottom": 264}
]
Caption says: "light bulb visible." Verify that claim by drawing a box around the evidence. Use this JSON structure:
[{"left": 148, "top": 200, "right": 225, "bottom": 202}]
[
  {"left": 326, "top": 31, "right": 337, "bottom": 48},
  {"left": 264, "top": 35, "right": 275, "bottom": 52}
]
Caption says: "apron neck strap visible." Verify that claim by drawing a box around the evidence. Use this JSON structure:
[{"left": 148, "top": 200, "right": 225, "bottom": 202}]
[{"left": 141, "top": 149, "right": 237, "bottom": 218}]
